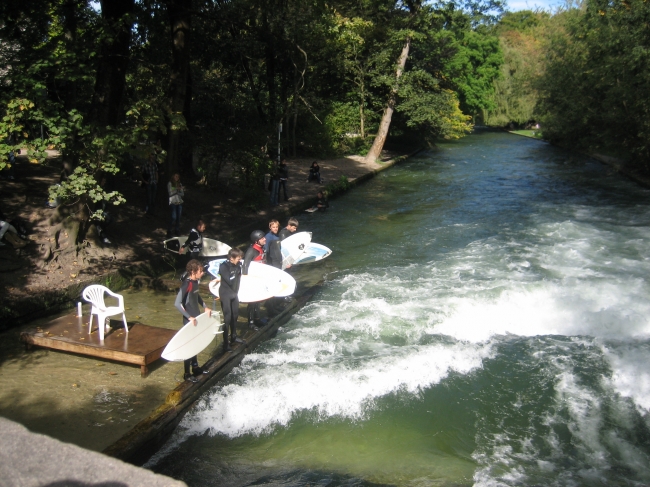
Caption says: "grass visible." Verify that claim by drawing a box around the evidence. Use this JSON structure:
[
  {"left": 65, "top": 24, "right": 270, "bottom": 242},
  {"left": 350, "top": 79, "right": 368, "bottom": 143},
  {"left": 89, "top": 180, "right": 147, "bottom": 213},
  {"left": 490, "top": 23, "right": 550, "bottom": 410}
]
[{"left": 510, "top": 130, "right": 543, "bottom": 139}]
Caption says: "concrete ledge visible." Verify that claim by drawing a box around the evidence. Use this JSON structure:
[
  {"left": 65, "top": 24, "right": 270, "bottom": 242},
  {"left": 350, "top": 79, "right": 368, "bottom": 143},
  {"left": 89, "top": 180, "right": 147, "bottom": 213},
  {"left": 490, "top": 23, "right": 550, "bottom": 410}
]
[
  {"left": 0, "top": 416, "right": 186, "bottom": 487},
  {"left": 103, "top": 282, "right": 322, "bottom": 466}
]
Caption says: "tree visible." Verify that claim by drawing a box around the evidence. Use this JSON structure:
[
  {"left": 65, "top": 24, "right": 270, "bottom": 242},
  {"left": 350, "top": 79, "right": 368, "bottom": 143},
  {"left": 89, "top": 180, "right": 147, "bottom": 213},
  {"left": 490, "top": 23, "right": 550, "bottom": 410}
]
[{"left": 536, "top": 0, "right": 650, "bottom": 165}]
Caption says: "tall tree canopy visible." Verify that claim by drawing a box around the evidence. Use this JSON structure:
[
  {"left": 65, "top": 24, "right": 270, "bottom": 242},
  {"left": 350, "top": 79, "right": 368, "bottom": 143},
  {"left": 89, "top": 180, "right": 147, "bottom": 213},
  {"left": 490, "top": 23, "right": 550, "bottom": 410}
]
[
  {"left": 536, "top": 0, "right": 650, "bottom": 165},
  {"left": 0, "top": 0, "right": 505, "bottom": 252}
]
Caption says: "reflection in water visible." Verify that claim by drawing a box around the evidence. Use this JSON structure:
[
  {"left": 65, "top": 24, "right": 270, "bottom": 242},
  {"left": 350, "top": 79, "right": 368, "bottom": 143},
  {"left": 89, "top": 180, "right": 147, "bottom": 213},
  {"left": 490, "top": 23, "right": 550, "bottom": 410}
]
[{"left": 150, "top": 131, "right": 650, "bottom": 486}]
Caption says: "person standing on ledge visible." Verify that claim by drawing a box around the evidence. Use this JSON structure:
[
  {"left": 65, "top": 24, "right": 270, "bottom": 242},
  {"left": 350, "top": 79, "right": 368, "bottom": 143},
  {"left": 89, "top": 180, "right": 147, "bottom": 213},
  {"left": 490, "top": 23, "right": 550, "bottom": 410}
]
[
  {"left": 180, "top": 220, "right": 205, "bottom": 260},
  {"left": 279, "top": 217, "right": 299, "bottom": 240},
  {"left": 243, "top": 230, "right": 267, "bottom": 330},
  {"left": 218, "top": 248, "right": 245, "bottom": 353},
  {"left": 174, "top": 259, "right": 212, "bottom": 383}
]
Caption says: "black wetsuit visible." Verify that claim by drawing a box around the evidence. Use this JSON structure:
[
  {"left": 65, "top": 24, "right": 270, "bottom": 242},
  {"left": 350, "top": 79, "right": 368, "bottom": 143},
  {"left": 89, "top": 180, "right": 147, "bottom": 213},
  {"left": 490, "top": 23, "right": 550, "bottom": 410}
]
[
  {"left": 243, "top": 243, "right": 265, "bottom": 324},
  {"left": 218, "top": 260, "right": 242, "bottom": 350},
  {"left": 182, "top": 227, "right": 203, "bottom": 259},
  {"left": 278, "top": 228, "right": 293, "bottom": 240},
  {"left": 265, "top": 232, "right": 282, "bottom": 269},
  {"left": 174, "top": 278, "right": 205, "bottom": 374}
]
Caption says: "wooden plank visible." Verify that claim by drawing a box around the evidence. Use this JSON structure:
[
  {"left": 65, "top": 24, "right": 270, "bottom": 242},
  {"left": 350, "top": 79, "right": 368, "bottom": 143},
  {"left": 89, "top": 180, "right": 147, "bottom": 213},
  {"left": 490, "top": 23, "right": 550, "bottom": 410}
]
[{"left": 19, "top": 314, "right": 177, "bottom": 371}]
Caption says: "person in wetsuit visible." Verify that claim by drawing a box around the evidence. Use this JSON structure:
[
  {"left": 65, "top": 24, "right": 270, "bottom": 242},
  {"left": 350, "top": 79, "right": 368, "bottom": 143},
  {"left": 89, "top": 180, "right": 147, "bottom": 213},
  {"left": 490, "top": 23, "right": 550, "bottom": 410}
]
[
  {"left": 278, "top": 217, "right": 299, "bottom": 241},
  {"left": 180, "top": 220, "right": 205, "bottom": 259},
  {"left": 174, "top": 259, "right": 212, "bottom": 383},
  {"left": 218, "top": 248, "right": 245, "bottom": 353},
  {"left": 264, "top": 220, "right": 284, "bottom": 315},
  {"left": 243, "top": 230, "right": 267, "bottom": 330}
]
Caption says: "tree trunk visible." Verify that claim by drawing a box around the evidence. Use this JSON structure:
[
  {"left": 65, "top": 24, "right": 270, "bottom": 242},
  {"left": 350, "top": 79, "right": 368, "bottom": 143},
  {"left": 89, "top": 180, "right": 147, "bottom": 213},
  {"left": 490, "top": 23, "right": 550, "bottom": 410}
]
[
  {"left": 91, "top": 0, "right": 136, "bottom": 128},
  {"left": 166, "top": 0, "right": 192, "bottom": 177},
  {"left": 364, "top": 37, "right": 411, "bottom": 163},
  {"left": 46, "top": 0, "right": 135, "bottom": 263}
]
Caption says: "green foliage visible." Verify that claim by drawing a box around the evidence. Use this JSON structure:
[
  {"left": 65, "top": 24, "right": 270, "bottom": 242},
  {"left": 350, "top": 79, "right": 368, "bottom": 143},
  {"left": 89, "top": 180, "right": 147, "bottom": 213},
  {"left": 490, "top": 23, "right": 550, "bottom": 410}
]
[
  {"left": 397, "top": 70, "right": 473, "bottom": 141},
  {"left": 443, "top": 30, "right": 503, "bottom": 116},
  {"left": 536, "top": 0, "right": 650, "bottom": 165},
  {"left": 1, "top": 0, "right": 507, "bottom": 214},
  {"left": 324, "top": 174, "right": 351, "bottom": 196},
  {"left": 482, "top": 10, "right": 549, "bottom": 126}
]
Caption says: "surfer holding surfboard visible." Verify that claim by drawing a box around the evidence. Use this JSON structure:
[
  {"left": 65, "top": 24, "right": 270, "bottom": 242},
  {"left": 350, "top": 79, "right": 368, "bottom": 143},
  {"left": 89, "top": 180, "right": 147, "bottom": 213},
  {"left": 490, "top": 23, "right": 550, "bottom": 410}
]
[
  {"left": 180, "top": 220, "right": 206, "bottom": 259},
  {"left": 243, "top": 230, "right": 268, "bottom": 330},
  {"left": 217, "top": 248, "right": 246, "bottom": 353},
  {"left": 174, "top": 259, "right": 212, "bottom": 383}
]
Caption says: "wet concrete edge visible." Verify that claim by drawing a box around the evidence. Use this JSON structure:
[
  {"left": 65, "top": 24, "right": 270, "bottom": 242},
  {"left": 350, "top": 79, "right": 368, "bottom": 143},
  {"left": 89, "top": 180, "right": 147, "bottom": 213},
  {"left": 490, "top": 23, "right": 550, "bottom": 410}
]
[
  {"left": 99, "top": 150, "right": 424, "bottom": 465},
  {"left": 102, "top": 281, "right": 322, "bottom": 466}
]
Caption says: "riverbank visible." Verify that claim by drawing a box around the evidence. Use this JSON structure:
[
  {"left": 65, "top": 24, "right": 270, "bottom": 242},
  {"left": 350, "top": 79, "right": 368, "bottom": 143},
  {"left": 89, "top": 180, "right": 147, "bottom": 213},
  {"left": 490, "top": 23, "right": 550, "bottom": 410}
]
[
  {"left": 0, "top": 149, "right": 414, "bottom": 326},
  {"left": 0, "top": 148, "right": 418, "bottom": 456},
  {"left": 507, "top": 129, "right": 650, "bottom": 189}
]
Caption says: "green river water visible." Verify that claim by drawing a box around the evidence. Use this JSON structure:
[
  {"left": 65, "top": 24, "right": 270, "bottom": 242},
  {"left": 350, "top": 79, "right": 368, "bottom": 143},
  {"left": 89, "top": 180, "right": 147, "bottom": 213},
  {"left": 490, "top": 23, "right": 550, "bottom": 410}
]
[{"left": 145, "top": 129, "right": 650, "bottom": 486}]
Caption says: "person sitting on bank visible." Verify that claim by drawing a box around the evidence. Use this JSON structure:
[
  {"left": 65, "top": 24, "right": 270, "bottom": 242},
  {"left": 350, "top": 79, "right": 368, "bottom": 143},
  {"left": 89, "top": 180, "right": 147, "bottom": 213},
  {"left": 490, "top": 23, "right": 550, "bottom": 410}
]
[
  {"left": 0, "top": 219, "right": 27, "bottom": 248},
  {"left": 180, "top": 220, "right": 205, "bottom": 259},
  {"left": 218, "top": 248, "right": 245, "bottom": 353},
  {"left": 243, "top": 230, "right": 267, "bottom": 330},
  {"left": 308, "top": 191, "right": 329, "bottom": 212},
  {"left": 307, "top": 161, "right": 322, "bottom": 184},
  {"left": 174, "top": 259, "right": 212, "bottom": 383}
]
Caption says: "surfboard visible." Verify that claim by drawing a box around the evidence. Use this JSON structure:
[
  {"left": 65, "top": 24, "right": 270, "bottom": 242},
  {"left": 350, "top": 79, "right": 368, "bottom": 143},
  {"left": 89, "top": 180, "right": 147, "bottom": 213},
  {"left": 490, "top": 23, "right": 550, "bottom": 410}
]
[
  {"left": 163, "top": 236, "right": 231, "bottom": 258},
  {"left": 248, "top": 261, "right": 296, "bottom": 297},
  {"left": 161, "top": 311, "right": 223, "bottom": 362},
  {"left": 207, "top": 259, "right": 281, "bottom": 303},
  {"left": 293, "top": 242, "right": 332, "bottom": 265},
  {"left": 280, "top": 231, "right": 312, "bottom": 269}
]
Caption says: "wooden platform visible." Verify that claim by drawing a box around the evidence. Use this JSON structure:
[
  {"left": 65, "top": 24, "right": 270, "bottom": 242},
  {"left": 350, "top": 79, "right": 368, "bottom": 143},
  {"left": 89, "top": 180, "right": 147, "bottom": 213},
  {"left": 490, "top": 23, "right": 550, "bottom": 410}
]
[{"left": 20, "top": 313, "right": 178, "bottom": 377}]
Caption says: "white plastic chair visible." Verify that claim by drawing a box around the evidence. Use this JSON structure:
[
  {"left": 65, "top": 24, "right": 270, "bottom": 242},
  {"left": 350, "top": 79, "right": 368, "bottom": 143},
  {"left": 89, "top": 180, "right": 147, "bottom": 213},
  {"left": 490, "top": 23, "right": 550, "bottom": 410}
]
[{"left": 82, "top": 285, "right": 129, "bottom": 341}]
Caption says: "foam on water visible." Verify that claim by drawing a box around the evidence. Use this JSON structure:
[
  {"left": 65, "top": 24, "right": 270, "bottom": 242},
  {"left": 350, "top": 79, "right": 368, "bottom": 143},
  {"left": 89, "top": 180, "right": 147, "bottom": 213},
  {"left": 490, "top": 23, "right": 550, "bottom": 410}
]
[
  {"left": 150, "top": 136, "right": 650, "bottom": 484},
  {"left": 472, "top": 337, "right": 650, "bottom": 486}
]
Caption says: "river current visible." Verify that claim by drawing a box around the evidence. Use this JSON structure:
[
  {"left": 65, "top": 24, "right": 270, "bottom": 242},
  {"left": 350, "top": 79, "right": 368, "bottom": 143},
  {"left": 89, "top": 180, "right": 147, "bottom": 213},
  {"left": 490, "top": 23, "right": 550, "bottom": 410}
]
[{"left": 149, "top": 130, "right": 650, "bottom": 486}]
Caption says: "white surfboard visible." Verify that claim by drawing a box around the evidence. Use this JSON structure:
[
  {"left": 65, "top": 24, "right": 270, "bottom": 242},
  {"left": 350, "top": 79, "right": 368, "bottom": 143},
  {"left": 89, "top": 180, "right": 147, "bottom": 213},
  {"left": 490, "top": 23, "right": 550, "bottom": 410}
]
[
  {"left": 207, "top": 260, "right": 281, "bottom": 303},
  {"left": 161, "top": 311, "right": 223, "bottom": 362},
  {"left": 280, "top": 231, "right": 312, "bottom": 269},
  {"left": 293, "top": 242, "right": 332, "bottom": 265},
  {"left": 163, "top": 236, "right": 231, "bottom": 258},
  {"left": 248, "top": 261, "right": 296, "bottom": 297}
]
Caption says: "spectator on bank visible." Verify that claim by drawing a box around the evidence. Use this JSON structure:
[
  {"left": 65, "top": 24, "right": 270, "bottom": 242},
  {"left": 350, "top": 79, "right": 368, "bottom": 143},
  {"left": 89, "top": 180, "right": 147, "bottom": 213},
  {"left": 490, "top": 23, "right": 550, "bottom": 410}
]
[
  {"left": 0, "top": 219, "right": 26, "bottom": 248},
  {"left": 307, "top": 161, "right": 322, "bottom": 184},
  {"left": 278, "top": 159, "right": 289, "bottom": 201},
  {"left": 142, "top": 153, "right": 158, "bottom": 215},
  {"left": 316, "top": 191, "right": 329, "bottom": 211},
  {"left": 167, "top": 173, "right": 184, "bottom": 238}
]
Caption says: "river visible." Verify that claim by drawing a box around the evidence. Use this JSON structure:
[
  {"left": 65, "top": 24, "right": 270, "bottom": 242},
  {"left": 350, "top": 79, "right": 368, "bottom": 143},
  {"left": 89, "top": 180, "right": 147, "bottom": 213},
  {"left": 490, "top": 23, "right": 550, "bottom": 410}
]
[{"left": 148, "top": 129, "right": 650, "bottom": 486}]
